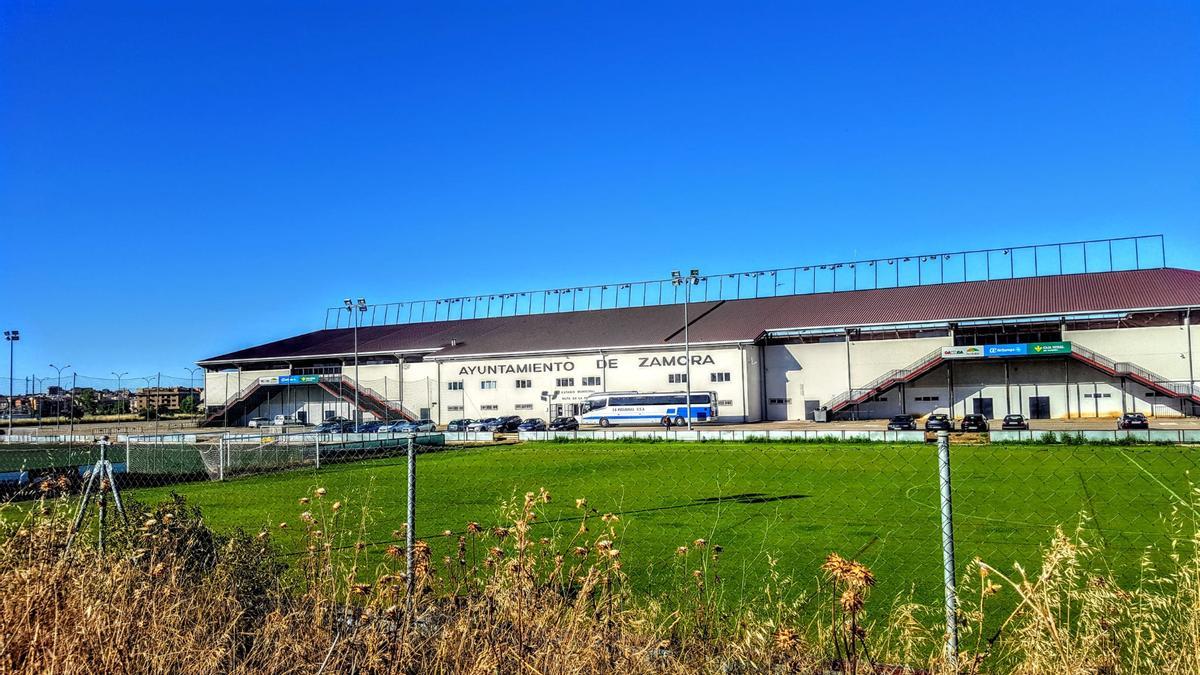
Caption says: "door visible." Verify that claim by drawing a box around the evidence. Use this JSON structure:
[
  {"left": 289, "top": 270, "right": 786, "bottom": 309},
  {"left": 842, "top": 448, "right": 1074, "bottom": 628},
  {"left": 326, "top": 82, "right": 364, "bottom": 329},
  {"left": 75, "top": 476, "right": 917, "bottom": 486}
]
[
  {"left": 972, "top": 398, "right": 994, "bottom": 419},
  {"left": 419, "top": 407, "right": 430, "bottom": 419},
  {"left": 1028, "top": 396, "right": 1050, "bottom": 420},
  {"left": 804, "top": 399, "right": 821, "bottom": 421}
]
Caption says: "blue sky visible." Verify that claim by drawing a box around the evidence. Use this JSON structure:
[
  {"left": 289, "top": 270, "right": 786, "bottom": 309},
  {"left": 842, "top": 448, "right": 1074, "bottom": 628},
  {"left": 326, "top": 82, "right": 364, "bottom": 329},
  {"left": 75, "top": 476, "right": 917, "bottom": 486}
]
[{"left": 1, "top": 1, "right": 1197, "bottom": 387}]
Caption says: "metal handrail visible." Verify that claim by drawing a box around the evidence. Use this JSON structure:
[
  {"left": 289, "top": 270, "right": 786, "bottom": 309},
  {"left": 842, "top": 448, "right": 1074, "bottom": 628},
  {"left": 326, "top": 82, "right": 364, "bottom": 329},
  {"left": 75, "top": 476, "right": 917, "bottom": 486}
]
[
  {"left": 825, "top": 347, "right": 945, "bottom": 410},
  {"left": 325, "top": 234, "right": 1167, "bottom": 328}
]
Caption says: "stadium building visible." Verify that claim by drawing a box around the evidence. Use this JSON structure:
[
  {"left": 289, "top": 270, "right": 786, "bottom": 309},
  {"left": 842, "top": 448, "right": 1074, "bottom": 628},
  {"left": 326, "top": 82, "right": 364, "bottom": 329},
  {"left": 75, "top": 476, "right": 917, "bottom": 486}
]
[{"left": 198, "top": 236, "right": 1200, "bottom": 426}]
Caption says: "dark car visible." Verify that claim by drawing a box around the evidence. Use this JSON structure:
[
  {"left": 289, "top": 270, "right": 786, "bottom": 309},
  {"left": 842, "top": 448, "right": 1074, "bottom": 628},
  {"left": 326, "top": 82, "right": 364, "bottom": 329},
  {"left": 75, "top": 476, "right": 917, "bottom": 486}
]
[
  {"left": 924, "top": 414, "right": 953, "bottom": 431},
  {"left": 517, "top": 418, "right": 547, "bottom": 431},
  {"left": 351, "top": 421, "right": 383, "bottom": 433},
  {"left": 548, "top": 416, "right": 579, "bottom": 431},
  {"left": 960, "top": 414, "right": 989, "bottom": 432},
  {"left": 1117, "top": 412, "right": 1149, "bottom": 430},
  {"left": 491, "top": 415, "right": 523, "bottom": 432},
  {"left": 446, "top": 419, "right": 476, "bottom": 432},
  {"left": 314, "top": 420, "right": 353, "bottom": 433},
  {"left": 1001, "top": 414, "right": 1029, "bottom": 430},
  {"left": 886, "top": 414, "right": 916, "bottom": 431}
]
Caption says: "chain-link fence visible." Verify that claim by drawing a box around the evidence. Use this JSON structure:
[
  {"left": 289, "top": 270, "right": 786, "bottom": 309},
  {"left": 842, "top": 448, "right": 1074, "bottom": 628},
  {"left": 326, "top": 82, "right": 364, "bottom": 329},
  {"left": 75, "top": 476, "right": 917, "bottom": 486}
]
[{"left": 4, "top": 430, "right": 1199, "bottom": 669}]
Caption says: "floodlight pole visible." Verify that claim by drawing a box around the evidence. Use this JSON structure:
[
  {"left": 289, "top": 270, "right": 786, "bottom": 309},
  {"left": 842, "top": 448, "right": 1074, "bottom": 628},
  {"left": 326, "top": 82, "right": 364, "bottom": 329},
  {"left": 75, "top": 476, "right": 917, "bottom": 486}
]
[
  {"left": 344, "top": 298, "right": 368, "bottom": 426},
  {"left": 671, "top": 271, "right": 700, "bottom": 431},
  {"left": 5, "top": 330, "right": 18, "bottom": 436},
  {"left": 112, "top": 372, "right": 128, "bottom": 416},
  {"left": 50, "top": 363, "right": 71, "bottom": 427}
]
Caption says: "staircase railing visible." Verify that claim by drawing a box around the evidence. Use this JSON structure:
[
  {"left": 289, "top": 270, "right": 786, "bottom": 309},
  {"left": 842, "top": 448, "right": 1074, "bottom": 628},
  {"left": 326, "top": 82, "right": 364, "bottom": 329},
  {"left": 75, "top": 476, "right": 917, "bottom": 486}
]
[
  {"left": 1071, "top": 344, "right": 1200, "bottom": 402},
  {"left": 824, "top": 347, "right": 946, "bottom": 412}
]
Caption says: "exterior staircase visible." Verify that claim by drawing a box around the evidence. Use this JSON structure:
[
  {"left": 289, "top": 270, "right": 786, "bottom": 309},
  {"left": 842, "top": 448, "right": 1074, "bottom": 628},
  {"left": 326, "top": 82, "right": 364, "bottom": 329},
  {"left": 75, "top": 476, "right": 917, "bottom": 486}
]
[
  {"left": 317, "top": 376, "right": 416, "bottom": 422},
  {"left": 824, "top": 343, "right": 1200, "bottom": 417}
]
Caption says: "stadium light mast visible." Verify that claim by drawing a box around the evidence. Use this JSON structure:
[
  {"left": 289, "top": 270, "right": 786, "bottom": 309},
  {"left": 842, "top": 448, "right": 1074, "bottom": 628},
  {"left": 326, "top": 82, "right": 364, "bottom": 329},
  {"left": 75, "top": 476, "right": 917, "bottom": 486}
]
[
  {"left": 345, "top": 298, "right": 368, "bottom": 425},
  {"left": 49, "top": 363, "right": 71, "bottom": 426},
  {"left": 671, "top": 270, "right": 701, "bottom": 430},
  {"left": 4, "top": 330, "right": 18, "bottom": 435},
  {"left": 112, "top": 371, "right": 128, "bottom": 415}
]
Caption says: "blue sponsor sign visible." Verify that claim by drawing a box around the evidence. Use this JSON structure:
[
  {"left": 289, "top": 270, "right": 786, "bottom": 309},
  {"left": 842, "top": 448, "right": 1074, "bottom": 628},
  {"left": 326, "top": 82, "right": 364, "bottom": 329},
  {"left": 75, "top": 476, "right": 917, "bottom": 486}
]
[
  {"left": 984, "top": 344, "right": 1028, "bottom": 357},
  {"left": 279, "top": 375, "right": 320, "bottom": 385}
]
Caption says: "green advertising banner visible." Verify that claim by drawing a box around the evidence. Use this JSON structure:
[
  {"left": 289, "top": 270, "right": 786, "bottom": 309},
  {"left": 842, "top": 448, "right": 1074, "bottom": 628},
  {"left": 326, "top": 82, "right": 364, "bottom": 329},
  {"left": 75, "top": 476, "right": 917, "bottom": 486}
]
[{"left": 1028, "top": 341, "right": 1071, "bottom": 355}]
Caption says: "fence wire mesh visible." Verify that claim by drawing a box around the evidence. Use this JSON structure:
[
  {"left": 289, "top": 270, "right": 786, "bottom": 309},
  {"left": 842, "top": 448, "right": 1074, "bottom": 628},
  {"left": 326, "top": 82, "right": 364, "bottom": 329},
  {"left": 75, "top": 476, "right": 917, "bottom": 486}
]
[{"left": 3, "top": 429, "right": 1199, "bottom": 671}]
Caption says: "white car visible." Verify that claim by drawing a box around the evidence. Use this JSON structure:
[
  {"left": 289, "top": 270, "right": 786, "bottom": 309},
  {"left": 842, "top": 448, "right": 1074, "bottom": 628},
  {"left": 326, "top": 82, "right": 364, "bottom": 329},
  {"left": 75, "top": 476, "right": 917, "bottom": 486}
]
[
  {"left": 467, "top": 418, "right": 498, "bottom": 431},
  {"left": 247, "top": 417, "right": 270, "bottom": 428}
]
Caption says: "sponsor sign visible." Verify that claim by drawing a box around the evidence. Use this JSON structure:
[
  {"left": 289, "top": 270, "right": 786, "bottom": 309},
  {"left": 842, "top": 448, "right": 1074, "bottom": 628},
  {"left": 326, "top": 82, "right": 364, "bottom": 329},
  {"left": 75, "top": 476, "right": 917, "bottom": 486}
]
[
  {"left": 1029, "top": 341, "right": 1071, "bottom": 355},
  {"left": 942, "top": 345, "right": 984, "bottom": 359},
  {"left": 257, "top": 376, "right": 279, "bottom": 385},
  {"left": 942, "top": 342, "right": 1073, "bottom": 360},
  {"left": 279, "top": 375, "right": 321, "bottom": 385}
]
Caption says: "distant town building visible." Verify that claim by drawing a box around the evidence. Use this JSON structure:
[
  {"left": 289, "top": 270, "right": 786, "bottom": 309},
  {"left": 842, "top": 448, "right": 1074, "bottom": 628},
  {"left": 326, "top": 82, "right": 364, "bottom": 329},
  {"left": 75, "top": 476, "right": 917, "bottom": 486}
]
[{"left": 131, "top": 387, "right": 201, "bottom": 413}]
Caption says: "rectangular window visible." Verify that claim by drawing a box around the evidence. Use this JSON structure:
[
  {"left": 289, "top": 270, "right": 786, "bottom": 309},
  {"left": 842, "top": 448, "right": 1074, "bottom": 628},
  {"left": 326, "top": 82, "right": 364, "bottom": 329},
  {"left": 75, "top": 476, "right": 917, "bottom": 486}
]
[
  {"left": 515, "top": 379, "right": 532, "bottom": 389},
  {"left": 915, "top": 396, "right": 940, "bottom": 402},
  {"left": 481, "top": 381, "right": 497, "bottom": 390},
  {"left": 668, "top": 373, "right": 688, "bottom": 384},
  {"left": 710, "top": 372, "right": 731, "bottom": 383},
  {"left": 581, "top": 376, "right": 601, "bottom": 386},
  {"left": 768, "top": 397, "right": 791, "bottom": 405},
  {"left": 480, "top": 404, "right": 498, "bottom": 411},
  {"left": 447, "top": 381, "right": 463, "bottom": 391},
  {"left": 515, "top": 403, "right": 534, "bottom": 410},
  {"left": 555, "top": 377, "right": 574, "bottom": 387},
  {"left": 446, "top": 405, "right": 463, "bottom": 412}
]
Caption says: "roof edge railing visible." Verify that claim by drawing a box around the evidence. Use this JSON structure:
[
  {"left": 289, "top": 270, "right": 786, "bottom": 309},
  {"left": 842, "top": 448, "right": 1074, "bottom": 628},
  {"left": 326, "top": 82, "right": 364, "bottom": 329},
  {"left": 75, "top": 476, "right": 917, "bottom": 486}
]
[{"left": 324, "top": 234, "right": 1167, "bottom": 329}]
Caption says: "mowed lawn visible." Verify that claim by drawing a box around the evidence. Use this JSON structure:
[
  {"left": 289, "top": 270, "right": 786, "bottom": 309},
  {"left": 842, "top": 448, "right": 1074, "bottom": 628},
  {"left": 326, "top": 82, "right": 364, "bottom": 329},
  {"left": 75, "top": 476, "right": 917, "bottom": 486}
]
[{"left": 118, "top": 440, "right": 1200, "bottom": 607}]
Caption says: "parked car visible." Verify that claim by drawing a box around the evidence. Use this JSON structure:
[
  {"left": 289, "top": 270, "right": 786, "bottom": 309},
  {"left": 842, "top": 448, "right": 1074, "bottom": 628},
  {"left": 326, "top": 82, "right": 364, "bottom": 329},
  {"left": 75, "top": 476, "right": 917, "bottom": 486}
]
[
  {"left": 247, "top": 417, "right": 270, "bottom": 428},
  {"left": 468, "top": 418, "right": 498, "bottom": 431},
  {"left": 446, "top": 419, "right": 476, "bottom": 432},
  {"left": 548, "top": 416, "right": 579, "bottom": 431},
  {"left": 273, "top": 414, "right": 306, "bottom": 427},
  {"left": 886, "top": 414, "right": 916, "bottom": 431},
  {"left": 960, "top": 414, "right": 989, "bottom": 432},
  {"left": 388, "top": 419, "right": 437, "bottom": 433},
  {"left": 314, "top": 420, "right": 353, "bottom": 433},
  {"left": 517, "top": 418, "right": 546, "bottom": 431},
  {"left": 487, "top": 415, "right": 523, "bottom": 432},
  {"left": 1117, "top": 412, "right": 1149, "bottom": 430},
  {"left": 924, "top": 414, "right": 953, "bottom": 431},
  {"left": 376, "top": 420, "right": 407, "bottom": 432},
  {"left": 351, "top": 421, "right": 383, "bottom": 433},
  {"left": 1001, "top": 414, "right": 1029, "bottom": 430}
]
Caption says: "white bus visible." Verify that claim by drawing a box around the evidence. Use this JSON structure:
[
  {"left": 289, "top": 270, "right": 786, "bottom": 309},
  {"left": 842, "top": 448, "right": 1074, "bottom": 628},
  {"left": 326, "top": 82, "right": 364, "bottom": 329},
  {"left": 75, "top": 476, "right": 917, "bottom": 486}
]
[{"left": 578, "top": 391, "right": 719, "bottom": 427}]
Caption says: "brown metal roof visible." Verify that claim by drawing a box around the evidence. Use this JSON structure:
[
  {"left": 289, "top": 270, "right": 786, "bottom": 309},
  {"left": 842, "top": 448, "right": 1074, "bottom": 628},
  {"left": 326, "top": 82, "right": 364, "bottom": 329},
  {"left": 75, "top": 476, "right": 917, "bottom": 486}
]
[{"left": 200, "top": 268, "right": 1200, "bottom": 364}]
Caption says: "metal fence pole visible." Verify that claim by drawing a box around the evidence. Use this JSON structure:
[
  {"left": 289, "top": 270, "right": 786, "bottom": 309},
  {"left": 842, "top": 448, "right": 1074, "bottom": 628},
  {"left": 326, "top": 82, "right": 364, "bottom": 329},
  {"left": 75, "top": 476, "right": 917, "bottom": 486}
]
[
  {"left": 406, "top": 436, "right": 416, "bottom": 597},
  {"left": 937, "top": 429, "right": 959, "bottom": 667},
  {"left": 315, "top": 434, "right": 321, "bottom": 469},
  {"left": 125, "top": 439, "right": 131, "bottom": 472},
  {"left": 219, "top": 437, "right": 225, "bottom": 481}
]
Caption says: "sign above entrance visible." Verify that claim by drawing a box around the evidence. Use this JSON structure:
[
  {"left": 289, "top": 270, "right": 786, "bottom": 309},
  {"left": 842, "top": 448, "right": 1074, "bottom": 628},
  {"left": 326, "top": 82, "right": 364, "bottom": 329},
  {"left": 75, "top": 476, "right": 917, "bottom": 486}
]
[
  {"left": 279, "top": 375, "right": 321, "bottom": 385},
  {"left": 943, "top": 342, "right": 1072, "bottom": 360}
]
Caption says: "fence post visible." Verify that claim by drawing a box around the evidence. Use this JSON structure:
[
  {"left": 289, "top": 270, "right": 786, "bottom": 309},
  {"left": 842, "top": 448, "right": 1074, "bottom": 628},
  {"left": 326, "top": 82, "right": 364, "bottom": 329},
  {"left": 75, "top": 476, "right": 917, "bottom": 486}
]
[
  {"left": 219, "top": 438, "right": 225, "bottom": 481},
  {"left": 315, "top": 434, "right": 321, "bottom": 469},
  {"left": 125, "top": 439, "right": 131, "bottom": 472},
  {"left": 937, "top": 429, "right": 959, "bottom": 667},
  {"left": 406, "top": 436, "right": 416, "bottom": 597}
]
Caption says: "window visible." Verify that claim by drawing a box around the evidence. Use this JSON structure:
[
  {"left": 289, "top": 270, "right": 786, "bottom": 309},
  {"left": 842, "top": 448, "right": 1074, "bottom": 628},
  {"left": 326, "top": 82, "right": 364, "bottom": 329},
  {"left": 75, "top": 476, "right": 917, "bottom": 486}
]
[
  {"left": 446, "top": 405, "right": 464, "bottom": 412},
  {"left": 915, "top": 396, "right": 940, "bottom": 402},
  {"left": 668, "top": 373, "right": 688, "bottom": 384},
  {"left": 555, "top": 377, "right": 574, "bottom": 387},
  {"left": 480, "top": 404, "right": 498, "bottom": 411},
  {"left": 1145, "top": 392, "right": 1161, "bottom": 398},
  {"left": 710, "top": 372, "right": 731, "bottom": 383},
  {"left": 1084, "top": 393, "right": 1112, "bottom": 399},
  {"left": 515, "top": 403, "right": 533, "bottom": 410},
  {"left": 718, "top": 399, "right": 733, "bottom": 406},
  {"left": 581, "top": 376, "right": 601, "bottom": 386},
  {"left": 768, "top": 397, "right": 791, "bottom": 405},
  {"left": 515, "top": 379, "right": 532, "bottom": 389},
  {"left": 481, "top": 381, "right": 497, "bottom": 390},
  {"left": 869, "top": 395, "right": 887, "bottom": 402},
  {"left": 447, "top": 381, "right": 464, "bottom": 391}
]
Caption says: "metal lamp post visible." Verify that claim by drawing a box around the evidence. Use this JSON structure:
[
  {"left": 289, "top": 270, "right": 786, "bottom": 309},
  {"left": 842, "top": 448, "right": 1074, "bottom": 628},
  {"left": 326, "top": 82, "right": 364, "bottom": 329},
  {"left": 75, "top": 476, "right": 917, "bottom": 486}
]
[
  {"left": 112, "top": 371, "right": 128, "bottom": 416},
  {"left": 344, "top": 298, "right": 368, "bottom": 426},
  {"left": 49, "top": 363, "right": 71, "bottom": 426},
  {"left": 185, "top": 366, "right": 203, "bottom": 416},
  {"left": 670, "top": 270, "right": 701, "bottom": 430},
  {"left": 4, "top": 330, "right": 18, "bottom": 435}
]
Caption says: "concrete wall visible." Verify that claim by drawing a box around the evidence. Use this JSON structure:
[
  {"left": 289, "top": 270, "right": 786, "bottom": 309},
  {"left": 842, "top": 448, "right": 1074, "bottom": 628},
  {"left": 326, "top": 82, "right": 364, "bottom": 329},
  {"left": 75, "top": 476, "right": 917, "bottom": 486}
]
[
  {"left": 1065, "top": 324, "right": 1197, "bottom": 382},
  {"left": 763, "top": 336, "right": 951, "bottom": 420}
]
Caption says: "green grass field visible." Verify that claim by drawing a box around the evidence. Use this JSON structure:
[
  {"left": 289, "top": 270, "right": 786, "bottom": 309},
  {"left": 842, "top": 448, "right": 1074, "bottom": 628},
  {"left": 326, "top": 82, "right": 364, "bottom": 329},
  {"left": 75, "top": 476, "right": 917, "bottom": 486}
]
[{"left": 108, "top": 440, "right": 1199, "bottom": 608}]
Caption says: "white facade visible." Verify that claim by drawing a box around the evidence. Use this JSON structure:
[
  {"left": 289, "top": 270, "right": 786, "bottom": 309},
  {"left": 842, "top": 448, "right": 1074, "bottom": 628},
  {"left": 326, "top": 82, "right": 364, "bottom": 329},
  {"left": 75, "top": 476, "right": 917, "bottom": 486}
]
[{"left": 203, "top": 314, "right": 1199, "bottom": 425}]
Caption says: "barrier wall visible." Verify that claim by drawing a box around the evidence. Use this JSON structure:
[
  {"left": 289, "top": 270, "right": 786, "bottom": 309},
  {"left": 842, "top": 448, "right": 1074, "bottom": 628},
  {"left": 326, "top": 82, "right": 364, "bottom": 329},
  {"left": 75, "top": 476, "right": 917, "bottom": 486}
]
[{"left": 518, "top": 429, "right": 927, "bottom": 442}]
